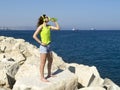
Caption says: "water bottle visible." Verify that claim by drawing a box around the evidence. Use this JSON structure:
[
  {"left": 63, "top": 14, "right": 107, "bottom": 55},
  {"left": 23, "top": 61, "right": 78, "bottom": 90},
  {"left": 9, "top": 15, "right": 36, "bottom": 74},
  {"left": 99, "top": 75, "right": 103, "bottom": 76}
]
[{"left": 49, "top": 17, "right": 57, "bottom": 22}]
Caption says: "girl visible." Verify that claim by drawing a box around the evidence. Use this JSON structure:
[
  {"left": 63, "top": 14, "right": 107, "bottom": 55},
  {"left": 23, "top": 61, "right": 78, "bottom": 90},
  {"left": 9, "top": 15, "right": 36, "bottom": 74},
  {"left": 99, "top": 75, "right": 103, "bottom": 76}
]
[{"left": 33, "top": 14, "right": 60, "bottom": 82}]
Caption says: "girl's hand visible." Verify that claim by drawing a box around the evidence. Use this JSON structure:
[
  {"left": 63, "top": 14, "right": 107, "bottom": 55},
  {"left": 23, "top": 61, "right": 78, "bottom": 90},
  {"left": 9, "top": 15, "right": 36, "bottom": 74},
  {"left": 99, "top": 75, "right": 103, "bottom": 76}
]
[
  {"left": 50, "top": 18, "right": 57, "bottom": 22},
  {"left": 41, "top": 42, "right": 47, "bottom": 46}
]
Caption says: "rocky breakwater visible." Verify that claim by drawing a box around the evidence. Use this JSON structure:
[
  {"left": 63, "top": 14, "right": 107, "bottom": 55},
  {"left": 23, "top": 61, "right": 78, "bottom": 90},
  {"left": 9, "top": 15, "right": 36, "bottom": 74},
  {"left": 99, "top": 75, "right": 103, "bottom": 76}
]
[{"left": 0, "top": 36, "right": 119, "bottom": 90}]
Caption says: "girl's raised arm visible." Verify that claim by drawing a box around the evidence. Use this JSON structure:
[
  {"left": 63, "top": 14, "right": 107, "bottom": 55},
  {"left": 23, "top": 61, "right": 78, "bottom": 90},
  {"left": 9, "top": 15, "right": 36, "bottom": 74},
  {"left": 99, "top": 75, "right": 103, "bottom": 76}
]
[{"left": 50, "top": 22, "right": 60, "bottom": 30}]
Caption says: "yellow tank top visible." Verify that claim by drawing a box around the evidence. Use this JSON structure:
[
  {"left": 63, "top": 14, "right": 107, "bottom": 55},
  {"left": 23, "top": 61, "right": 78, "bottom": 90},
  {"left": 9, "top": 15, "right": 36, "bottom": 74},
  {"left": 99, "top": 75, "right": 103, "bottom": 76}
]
[{"left": 40, "top": 25, "right": 51, "bottom": 45}]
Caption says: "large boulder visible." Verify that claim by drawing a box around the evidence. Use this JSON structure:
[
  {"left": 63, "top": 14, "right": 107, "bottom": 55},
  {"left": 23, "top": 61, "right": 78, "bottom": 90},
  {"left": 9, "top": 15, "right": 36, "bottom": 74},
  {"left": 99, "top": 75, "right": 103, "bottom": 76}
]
[
  {"left": 0, "top": 63, "right": 7, "bottom": 87},
  {"left": 78, "top": 87, "right": 105, "bottom": 90},
  {"left": 13, "top": 51, "right": 76, "bottom": 90},
  {"left": 103, "top": 78, "right": 120, "bottom": 90},
  {"left": 0, "top": 61, "right": 17, "bottom": 88},
  {"left": 0, "top": 51, "right": 25, "bottom": 63},
  {"left": 66, "top": 63, "right": 104, "bottom": 87},
  {"left": 14, "top": 51, "right": 66, "bottom": 80},
  {"left": 0, "top": 36, "right": 38, "bottom": 89},
  {"left": 13, "top": 70, "right": 78, "bottom": 90},
  {"left": 0, "top": 87, "right": 11, "bottom": 90}
]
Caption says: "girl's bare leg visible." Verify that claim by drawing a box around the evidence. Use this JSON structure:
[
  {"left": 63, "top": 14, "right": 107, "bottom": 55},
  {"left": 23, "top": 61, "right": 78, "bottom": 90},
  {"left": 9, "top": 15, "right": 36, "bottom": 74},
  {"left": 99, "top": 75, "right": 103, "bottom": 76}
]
[
  {"left": 40, "top": 53, "right": 49, "bottom": 82},
  {"left": 47, "top": 52, "right": 53, "bottom": 77}
]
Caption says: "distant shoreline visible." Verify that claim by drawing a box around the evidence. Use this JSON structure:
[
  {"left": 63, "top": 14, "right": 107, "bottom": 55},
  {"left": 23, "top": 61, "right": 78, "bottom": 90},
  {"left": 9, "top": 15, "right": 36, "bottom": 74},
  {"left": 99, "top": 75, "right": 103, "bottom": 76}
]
[{"left": 1, "top": 29, "right": 120, "bottom": 31}]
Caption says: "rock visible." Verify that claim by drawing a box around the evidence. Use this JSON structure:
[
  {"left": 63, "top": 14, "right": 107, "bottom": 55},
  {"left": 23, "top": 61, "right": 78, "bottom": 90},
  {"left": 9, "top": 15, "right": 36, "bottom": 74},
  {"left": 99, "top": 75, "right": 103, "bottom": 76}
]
[
  {"left": 51, "top": 52, "right": 66, "bottom": 70},
  {"left": 12, "top": 42, "right": 32, "bottom": 58},
  {"left": 25, "top": 42, "right": 39, "bottom": 57},
  {"left": 14, "top": 52, "right": 66, "bottom": 80},
  {"left": 12, "top": 48, "right": 75, "bottom": 90},
  {"left": 13, "top": 53, "right": 74, "bottom": 90},
  {"left": 0, "top": 36, "right": 119, "bottom": 90},
  {"left": 78, "top": 87, "right": 105, "bottom": 90},
  {"left": 103, "top": 78, "right": 120, "bottom": 90},
  {"left": 0, "top": 37, "right": 16, "bottom": 53},
  {"left": 66, "top": 63, "right": 104, "bottom": 88},
  {"left": 0, "top": 51, "right": 25, "bottom": 63},
  {"left": 13, "top": 70, "right": 78, "bottom": 90},
  {"left": 0, "top": 36, "right": 6, "bottom": 41},
  {"left": 6, "top": 63, "right": 20, "bottom": 89},
  {"left": 0, "top": 36, "right": 39, "bottom": 87},
  {"left": 0, "top": 62, "right": 14, "bottom": 88},
  {"left": 0, "top": 87, "right": 11, "bottom": 90},
  {"left": 14, "top": 55, "right": 40, "bottom": 80}
]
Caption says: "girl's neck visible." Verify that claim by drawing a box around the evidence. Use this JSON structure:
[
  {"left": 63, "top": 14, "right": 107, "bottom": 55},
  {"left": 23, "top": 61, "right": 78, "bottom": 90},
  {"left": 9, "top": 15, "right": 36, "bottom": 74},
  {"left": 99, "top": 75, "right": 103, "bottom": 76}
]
[{"left": 43, "top": 22, "right": 47, "bottom": 26}]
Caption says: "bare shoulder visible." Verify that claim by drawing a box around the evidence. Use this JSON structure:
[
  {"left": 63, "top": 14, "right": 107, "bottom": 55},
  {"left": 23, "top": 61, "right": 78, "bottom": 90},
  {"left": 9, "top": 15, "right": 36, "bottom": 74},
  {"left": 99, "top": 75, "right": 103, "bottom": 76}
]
[
  {"left": 38, "top": 24, "right": 43, "bottom": 29},
  {"left": 36, "top": 24, "right": 43, "bottom": 31}
]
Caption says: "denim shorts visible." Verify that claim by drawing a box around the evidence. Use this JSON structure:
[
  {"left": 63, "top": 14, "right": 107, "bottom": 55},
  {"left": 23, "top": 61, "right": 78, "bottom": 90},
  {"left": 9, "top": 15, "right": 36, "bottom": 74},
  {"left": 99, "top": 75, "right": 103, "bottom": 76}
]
[{"left": 39, "top": 44, "right": 52, "bottom": 53}]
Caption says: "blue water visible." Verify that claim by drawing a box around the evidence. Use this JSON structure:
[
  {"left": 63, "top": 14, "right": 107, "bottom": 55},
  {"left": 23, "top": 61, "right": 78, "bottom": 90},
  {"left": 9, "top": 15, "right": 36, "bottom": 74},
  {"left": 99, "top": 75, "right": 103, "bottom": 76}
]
[{"left": 0, "top": 30, "right": 120, "bottom": 86}]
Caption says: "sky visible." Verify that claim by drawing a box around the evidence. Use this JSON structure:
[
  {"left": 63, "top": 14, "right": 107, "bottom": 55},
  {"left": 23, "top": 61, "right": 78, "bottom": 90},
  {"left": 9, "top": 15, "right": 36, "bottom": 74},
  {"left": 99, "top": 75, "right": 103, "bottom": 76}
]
[{"left": 0, "top": 0, "right": 120, "bottom": 30}]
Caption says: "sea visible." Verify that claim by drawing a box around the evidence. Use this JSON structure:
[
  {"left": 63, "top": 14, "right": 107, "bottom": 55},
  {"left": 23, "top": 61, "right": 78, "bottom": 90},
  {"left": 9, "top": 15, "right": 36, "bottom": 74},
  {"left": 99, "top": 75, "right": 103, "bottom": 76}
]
[{"left": 0, "top": 30, "right": 120, "bottom": 86}]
